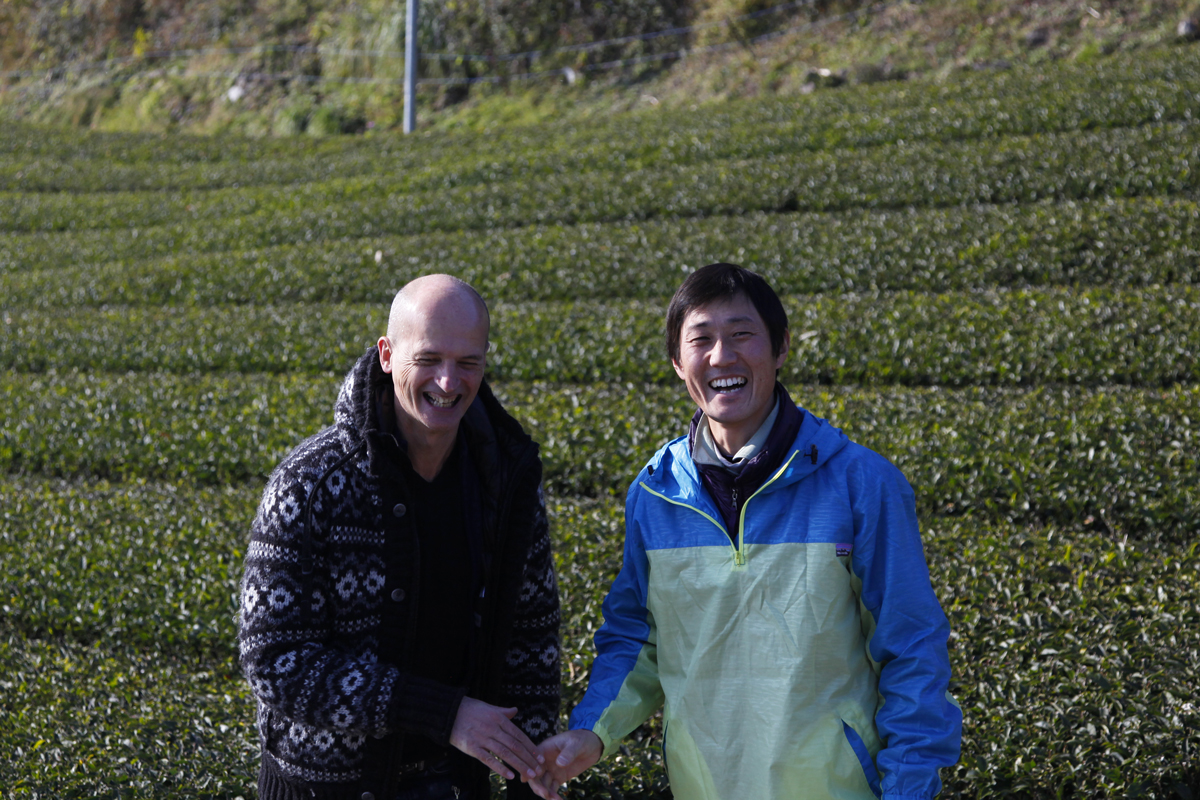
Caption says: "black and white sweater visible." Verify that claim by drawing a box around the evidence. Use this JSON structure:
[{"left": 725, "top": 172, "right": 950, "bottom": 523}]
[{"left": 239, "top": 348, "right": 560, "bottom": 800}]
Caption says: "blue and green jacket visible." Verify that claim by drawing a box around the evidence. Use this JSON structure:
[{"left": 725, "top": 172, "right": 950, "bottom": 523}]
[{"left": 568, "top": 404, "right": 962, "bottom": 800}]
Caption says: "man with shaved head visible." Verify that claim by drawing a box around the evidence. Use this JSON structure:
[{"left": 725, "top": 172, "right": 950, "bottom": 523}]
[{"left": 240, "top": 275, "right": 561, "bottom": 800}]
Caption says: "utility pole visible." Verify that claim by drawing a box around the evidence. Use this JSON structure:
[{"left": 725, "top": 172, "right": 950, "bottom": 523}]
[{"left": 403, "top": 0, "right": 418, "bottom": 133}]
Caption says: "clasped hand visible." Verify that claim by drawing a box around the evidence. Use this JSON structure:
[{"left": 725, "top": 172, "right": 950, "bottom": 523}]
[
  {"left": 450, "top": 697, "right": 548, "bottom": 784},
  {"left": 450, "top": 699, "right": 602, "bottom": 800},
  {"left": 525, "top": 729, "right": 604, "bottom": 800}
]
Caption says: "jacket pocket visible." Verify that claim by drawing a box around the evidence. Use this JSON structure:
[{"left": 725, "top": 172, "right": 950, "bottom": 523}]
[{"left": 841, "top": 719, "right": 882, "bottom": 799}]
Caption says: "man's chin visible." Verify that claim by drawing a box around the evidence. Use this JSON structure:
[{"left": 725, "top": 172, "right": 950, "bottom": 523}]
[
  {"left": 702, "top": 396, "right": 753, "bottom": 421},
  {"left": 418, "top": 411, "right": 465, "bottom": 430}
]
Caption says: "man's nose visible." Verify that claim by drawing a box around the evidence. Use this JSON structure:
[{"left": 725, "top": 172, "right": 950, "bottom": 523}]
[
  {"left": 435, "top": 366, "right": 458, "bottom": 390},
  {"left": 709, "top": 337, "right": 736, "bottom": 365}
]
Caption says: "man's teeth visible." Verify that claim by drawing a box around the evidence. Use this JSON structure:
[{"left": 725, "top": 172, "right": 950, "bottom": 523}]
[
  {"left": 425, "top": 393, "right": 458, "bottom": 408},
  {"left": 709, "top": 377, "right": 747, "bottom": 392}
]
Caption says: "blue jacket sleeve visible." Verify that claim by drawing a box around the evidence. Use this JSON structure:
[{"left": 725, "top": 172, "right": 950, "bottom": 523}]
[
  {"left": 847, "top": 453, "right": 963, "bottom": 800},
  {"left": 567, "top": 477, "right": 664, "bottom": 754}
]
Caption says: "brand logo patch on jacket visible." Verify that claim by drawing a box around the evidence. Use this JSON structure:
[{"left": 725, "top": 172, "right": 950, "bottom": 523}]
[{"left": 836, "top": 543, "right": 852, "bottom": 557}]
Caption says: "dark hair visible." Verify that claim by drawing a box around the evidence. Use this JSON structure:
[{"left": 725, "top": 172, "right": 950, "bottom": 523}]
[{"left": 666, "top": 262, "right": 789, "bottom": 363}]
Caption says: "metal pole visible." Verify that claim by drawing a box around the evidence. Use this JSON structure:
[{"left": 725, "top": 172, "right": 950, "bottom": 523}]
[{"left": 403, "top": 0, "right": 418, "bottom": 133}]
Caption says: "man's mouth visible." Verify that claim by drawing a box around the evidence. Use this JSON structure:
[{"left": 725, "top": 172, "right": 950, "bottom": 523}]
[
  {"left": 708, "top": 377, "right": 747, "bottom": 393},
  {"left": 424, "top": 393, "right": 461, "bottom": 409}
]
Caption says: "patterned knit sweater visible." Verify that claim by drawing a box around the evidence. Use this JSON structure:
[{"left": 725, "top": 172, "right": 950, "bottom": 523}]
[{"left": 239, "top": 348, "right": 561, "bottom": 800}]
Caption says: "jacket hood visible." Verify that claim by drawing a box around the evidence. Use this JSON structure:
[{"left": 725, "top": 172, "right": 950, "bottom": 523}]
[
  {"left": 332, "top": 347, "right": 537, "bottom": 471},
  {"left": 332, "top": 346, "right": 384, "bottom": 452},
  {"left": 321, "top": 348, "right": 538, "bottom": 562},
  {"left": 644, "top": 400, "right": 852, "bottom": 507}
]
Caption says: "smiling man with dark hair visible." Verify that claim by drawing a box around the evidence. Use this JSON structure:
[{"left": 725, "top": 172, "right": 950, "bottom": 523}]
[
  {"left": 239, "top": 274, "right": 561, "bottom": 800},
  {"left": 536, "top": 262, "right": 962, "bottom": 800}
]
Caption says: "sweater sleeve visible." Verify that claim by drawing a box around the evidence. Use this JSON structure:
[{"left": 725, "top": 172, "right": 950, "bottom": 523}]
[
  {"left": 238, "top": 458, "right": 465, "bottom": 744},
  {"left": 847, "top": 454, "right": 963, "bottom": 800},
  {"left": 500, "top": 485, "right": 562, "bottom": 744},
  {"left": 499, "top": 486, "right": 562, "bottom": 800}
]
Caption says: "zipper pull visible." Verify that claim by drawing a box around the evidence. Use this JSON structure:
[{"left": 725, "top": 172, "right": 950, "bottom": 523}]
[{"left": 735, "top": 549, "right": 746, "bottom": 566}]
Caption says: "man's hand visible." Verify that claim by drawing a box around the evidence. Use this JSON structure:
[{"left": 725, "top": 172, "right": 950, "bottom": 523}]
[
  {"left": 449, "top": 697, "right": 545, "bottom": 783},
  {"left": 529, "top": 729, "right": 604, "bottom": 800}
]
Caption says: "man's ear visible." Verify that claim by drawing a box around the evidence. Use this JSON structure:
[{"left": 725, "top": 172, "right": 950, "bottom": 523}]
[
  {"left": 774, "top": 329, "right": 791, "bottom": 370},
  {"left": 378, "top": 336, "right": 394, "bottom": 373},
  {"left": 672, "top": 358, "right": 687, "bottom": 382}
]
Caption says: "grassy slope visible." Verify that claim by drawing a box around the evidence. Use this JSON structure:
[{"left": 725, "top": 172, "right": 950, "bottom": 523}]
[{"left": 1, "top": 0, "right": 1198, "bottom": 136}]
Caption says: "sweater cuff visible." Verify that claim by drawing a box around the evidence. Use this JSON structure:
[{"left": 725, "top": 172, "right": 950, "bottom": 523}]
[{"left": 386, "top": 673, "right": 468, "bottom": 745}]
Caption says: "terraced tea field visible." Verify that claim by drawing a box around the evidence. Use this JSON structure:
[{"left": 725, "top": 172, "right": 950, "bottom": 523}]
[{"left": 2, "top": 46, "right": 1198, "bottom": 799}]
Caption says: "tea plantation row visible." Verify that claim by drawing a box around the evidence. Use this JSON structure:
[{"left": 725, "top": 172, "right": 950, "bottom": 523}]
[
  {"left": 5, "top": 287, "right": 1198, "bottom": 386},
  {"left": 2, "top": 373, "right": 1196, "bottom": 537},
  {"left": 3, "top": 119, "right": 1199, "bottom": 238},
  {"left": 4, "top": 196, "right": 1198, "bottom": 300},
  {"left": 3, "top": 45, "right": 1199, "bottom": 195},
  {"left": 1, "top": 478, "right": 1196, "bottom": 798}
]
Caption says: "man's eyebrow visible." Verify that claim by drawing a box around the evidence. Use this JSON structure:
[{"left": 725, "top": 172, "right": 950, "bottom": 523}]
[
  {"left": 685, "top": 314, "right": 757, "bottom": 329},
  {"left": 413, "top": 349, "right": 485, "bottom": 359}
]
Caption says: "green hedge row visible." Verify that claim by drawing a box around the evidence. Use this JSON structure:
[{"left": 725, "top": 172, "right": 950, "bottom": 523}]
[
  {"left": 517, "top": 382, "right": 1200, "bottom": 538},
  {"left": 4, "top": 45, "right": 1200, "bottom": 195},
  {"left": 2, "top": 373, "right": 1195, "bottom": 536},
  {"left": 4, "top": 119, "right": 1199, "bottom": 239},
  {"left": 3, "top": 479, "right": 1196, "bottom": 800},
  {"left": 0, "top": 479, "right": 252, "bottom": 657},
  {"left": 928, "top": 521, "right": 1198, "bottom": 800},
  {"left": 0, "top": 637, "right": 257, "bottom": 799},
  {"left": 5, "top": 287, "right": 1198, "bottom": 386},
  {"left": 4, "top": 196, "right": 1198, "bottom": 302},
  {"left": 4, "top": 74, "right": 1197, "bottom": 197},
  {"left": 0, "top": 371, "right": 337, "bottom": 484}
]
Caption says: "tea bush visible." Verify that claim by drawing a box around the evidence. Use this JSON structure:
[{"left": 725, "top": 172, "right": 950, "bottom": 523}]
[
  {"left": 4, "top": 288, "right": 1198, "bottom": 387},
  {"left": 1, "top": 374, "right": 1196, "bottom": 538},
  {"left": 3, "top": 197, "right": 1198, "bottom": 303},
  {"left": 0, "top": 637, "right": 258, "bottom": 799},
  {"left": 3, "top": 119, "right": 1199, "bottom": 239}
]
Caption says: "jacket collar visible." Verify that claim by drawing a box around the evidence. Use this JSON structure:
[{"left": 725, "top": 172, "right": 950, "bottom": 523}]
[
  {"left": 687, "top": 383, "right": 803, "bottom": 482},
  {"left": 649, "top": 392, "right": 851, "bottom": 504}
]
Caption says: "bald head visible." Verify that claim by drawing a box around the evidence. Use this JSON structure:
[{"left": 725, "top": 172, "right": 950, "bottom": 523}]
[
  {"left": 387, "top": 274, "right": 490, "bottom": 342},
  {"left": 377, "top": 275, "right": 491, "bottom": 460}
]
